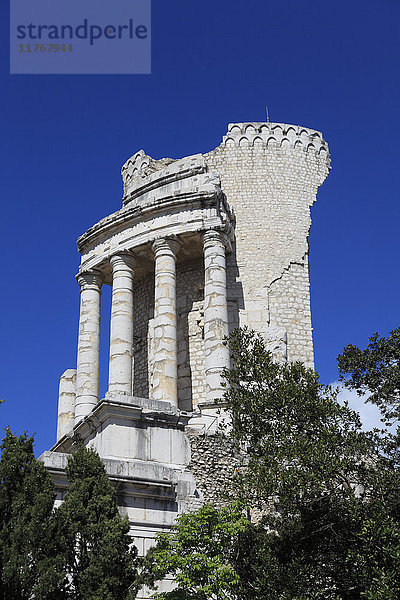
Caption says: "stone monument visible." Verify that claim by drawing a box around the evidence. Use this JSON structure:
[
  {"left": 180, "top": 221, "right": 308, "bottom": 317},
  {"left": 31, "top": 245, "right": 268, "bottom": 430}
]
[{"left": 40, "top": 120, "right": 330, "bottom": 594}]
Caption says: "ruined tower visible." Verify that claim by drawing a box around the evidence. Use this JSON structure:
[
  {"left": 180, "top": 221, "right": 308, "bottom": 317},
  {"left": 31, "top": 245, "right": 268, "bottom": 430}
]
[{"left": 40, "top": 120, "right": 330, "bottom": 590}]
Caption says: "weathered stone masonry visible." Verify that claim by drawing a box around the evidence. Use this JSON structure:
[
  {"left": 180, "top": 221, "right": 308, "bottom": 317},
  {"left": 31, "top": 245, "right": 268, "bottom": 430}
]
[
  {"left": 187, "top": 430, "right": 243, "bottom": 508},
  {"left": 40, "top": 120, "right": 330, "bottom": 596}
]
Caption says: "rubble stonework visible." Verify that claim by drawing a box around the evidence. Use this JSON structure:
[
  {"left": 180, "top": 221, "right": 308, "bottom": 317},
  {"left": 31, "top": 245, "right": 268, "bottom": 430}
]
[
  {"left": 40, "top": 120, "right": 330, "bottom": 597},
  {"left": 187, "top": 431, "right": 243, "bottom": 507}
]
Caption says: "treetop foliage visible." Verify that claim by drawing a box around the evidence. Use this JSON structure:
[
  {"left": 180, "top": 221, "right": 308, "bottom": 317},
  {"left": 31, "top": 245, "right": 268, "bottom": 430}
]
[
  {"left": 142, "top": 502, "right": 250, "bottom": 600},
  {"left": 338, "top": 325, "right": 400, "bottom": 424},
  {"left": 2, "top": 327, "right": 400, "bottom": 599},
  {"left": 222, "top": 328, "right": 375, "bottom": 513}
]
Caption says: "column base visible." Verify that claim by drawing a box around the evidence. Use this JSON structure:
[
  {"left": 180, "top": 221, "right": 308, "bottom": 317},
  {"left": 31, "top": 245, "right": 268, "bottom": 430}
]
[
  {"left": 187, "top": 402, "right": 229, "bottom": 435},
  {"left": 52, "top": 393, "right": 192, "bottom": 466}
]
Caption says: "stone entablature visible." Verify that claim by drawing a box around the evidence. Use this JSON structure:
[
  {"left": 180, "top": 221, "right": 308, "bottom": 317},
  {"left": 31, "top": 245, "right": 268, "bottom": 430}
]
[
  {"left": 77, "top": 154, "right": 234, "bottom": 278},
  {"left": 122, "top": 153, "right": 204, "bottom": 205}
]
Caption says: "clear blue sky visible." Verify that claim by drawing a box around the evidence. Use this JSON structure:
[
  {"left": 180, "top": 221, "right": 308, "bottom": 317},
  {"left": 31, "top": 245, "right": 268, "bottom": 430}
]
[{"left": 1, "top": 0, "right": 399, "bottom": 455}]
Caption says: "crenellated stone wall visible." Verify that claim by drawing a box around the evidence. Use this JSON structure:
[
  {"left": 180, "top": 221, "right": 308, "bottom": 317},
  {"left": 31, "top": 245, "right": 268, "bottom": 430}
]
[{"left": 205, "top": 122, "right": 330, "bottom": 367}]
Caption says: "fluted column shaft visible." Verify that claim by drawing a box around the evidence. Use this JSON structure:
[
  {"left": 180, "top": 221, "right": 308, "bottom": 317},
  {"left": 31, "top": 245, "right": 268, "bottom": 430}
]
[
  {"left": 75, "top": 270, "right": 102, "bottom": 424},
  {"left": 108, "top": 253, "right": 135, "bottom": 393},
  {"left": 152, "top": 238, "right": 180, "bottom": 406},
  {"left": 203, "top": 230, "right": 230, "bottom": 404}
]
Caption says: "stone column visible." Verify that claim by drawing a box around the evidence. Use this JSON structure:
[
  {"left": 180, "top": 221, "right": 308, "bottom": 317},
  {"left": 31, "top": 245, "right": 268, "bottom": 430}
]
[
  {"left": 108, "top": 253, "right": 135, "bottom": 394},
  {"left": 75, "top": 270, "right": 102, "bottom": 424},
  {"left": 152, "top": 238, "right": 180, "bottom": 406},
  {"left": 57, "top": 369, "right": 76, "bottom": 440},
  {"left": 202, "top": 230, "right": 230, "bottom": 404}
]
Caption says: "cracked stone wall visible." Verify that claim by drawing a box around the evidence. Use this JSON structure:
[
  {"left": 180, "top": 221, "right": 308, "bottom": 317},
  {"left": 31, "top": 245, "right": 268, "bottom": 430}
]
[
  {"left": 268, "top": 260, "right": 314, "bottom": 363},
  {"left": 205, "top": 137, "right": 329, "bottom": 368}
]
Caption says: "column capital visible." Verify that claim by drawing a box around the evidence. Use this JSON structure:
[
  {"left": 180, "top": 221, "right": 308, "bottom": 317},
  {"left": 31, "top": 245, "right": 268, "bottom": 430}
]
[
  {"left": 109, "top": 252, "right": 136, "bottom": 273},
  {"left": 202, "top": 229, "right": 229, "bottom": 249},
  {"left": 152, "top": 237, "right": 181, "bottom": 258},
  {"left": 76, "top": 269, "right": 103, "bottom": 292}
]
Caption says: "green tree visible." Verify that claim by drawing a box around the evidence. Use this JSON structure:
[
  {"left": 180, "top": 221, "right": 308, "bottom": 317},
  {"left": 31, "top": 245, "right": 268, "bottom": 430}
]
[
  {"left": 223, "top": 328, "right": 373, "bottom": 512},
  {"left": 336, "top": 325, "right": 400, "bottom": 597},
  {"left": 142, "top": 502, "right": 250, "bottom": 600},
  {"left": 0, "top": 428, "right": 65, "bottom": 600},
  {"left": 57, "top": 445, "right": 139, "bottom": 600},
  {"left": 145, "top": 328, "right": 400, "bottom": 599},
  {"left": 337, "top": 325, "right": 400, "bottom": 425},
  {"left": 220, "top": 328, "right": 398, "bottom": 599}
]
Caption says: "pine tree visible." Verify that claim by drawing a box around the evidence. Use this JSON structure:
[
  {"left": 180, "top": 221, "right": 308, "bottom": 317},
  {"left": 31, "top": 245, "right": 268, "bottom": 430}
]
[
  {"left": 57, "top": 445, "right": 139, "bottom": 600},
  {"left": 0, "top": 428, "right": 65, "bottom": 600}
]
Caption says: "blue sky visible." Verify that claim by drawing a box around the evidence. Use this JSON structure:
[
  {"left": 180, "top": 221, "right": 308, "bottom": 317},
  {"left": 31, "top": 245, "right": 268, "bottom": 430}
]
[{"left": 1, "top": 0, "right": 399, "bottom": 455}]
